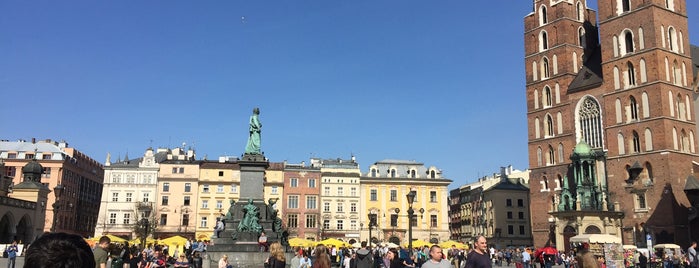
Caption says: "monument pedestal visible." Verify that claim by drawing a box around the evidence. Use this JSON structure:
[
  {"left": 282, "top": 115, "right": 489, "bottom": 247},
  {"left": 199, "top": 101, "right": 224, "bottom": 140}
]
[{"left": 208, "top": 154, "right": 286, "bottom": 254}]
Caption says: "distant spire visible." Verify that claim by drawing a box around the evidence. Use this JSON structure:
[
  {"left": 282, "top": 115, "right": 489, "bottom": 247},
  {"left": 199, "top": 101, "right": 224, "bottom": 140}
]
[{"left": 124, "top": 151, "right": 129, "bottom": 162}]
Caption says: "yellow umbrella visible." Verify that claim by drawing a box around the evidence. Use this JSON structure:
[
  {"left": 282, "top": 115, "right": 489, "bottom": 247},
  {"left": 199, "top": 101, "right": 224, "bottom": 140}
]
[
  {"left": 403, "top": 239, "right": 433, "bottom": 248},
  {"left": 316, "top": 238, "right": 350, "bottom": 247},
  {"left": 289, "top": 237, "right": 315, "bottom": 248},
  {"left": 129, "top": 237, "right": 157, "bottom": 245},
  {"left": 160, "top": 235, "right": 188, "bottom": 255},
  {"left": 439, "top": 240, "right": 468, "bottom": 250}
]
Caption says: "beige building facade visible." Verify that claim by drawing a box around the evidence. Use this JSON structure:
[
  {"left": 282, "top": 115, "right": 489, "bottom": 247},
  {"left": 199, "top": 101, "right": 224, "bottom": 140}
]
[
  {"left": 195, "top": 160, "right": 240, "bottom": 240},
  {"left": 317, "top": 157, "right": 362, "bottom": 243},
  {"left": 95, "top": 147, "right": 163, "bottom": 238},
  {"left": 156, "top": 148, "right": 199, "bottom": 239}
]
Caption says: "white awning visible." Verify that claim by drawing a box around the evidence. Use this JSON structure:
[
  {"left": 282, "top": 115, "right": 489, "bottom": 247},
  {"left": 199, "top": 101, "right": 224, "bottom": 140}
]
[{"left": 569, "top": 234, "right": 622, "bottom": 244}]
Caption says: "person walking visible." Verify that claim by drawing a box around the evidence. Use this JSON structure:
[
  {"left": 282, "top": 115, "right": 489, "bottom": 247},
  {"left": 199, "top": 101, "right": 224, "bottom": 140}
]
[
  {"left": 356, "top": 242, "right": 374, "bottom": 268},
  {"left": 421, "top": 245, "right": 450, "bottom": 268},
  {"left": 522, "top": 248, "right": 531, "bottom": 268},
  {"left": 291, "top": 247, "right": 303, "bottom": 268},
  {"left": 513, "top": 248, "right": 524, "bottom": 268},
  {"left": 466, "top": 236, "right": 493, "bottom": 268},
  {"left": 5, "top": 240, "right": 17, "bottom": 268},
  {"left": 689, "top": 241, "right": 698, "bottom": 268},
  {"left": 94, "top": 235, "right": 112, "bottom": 268},
  {"left": 313, "top": 244, "right": 331, "bottom": 268}
]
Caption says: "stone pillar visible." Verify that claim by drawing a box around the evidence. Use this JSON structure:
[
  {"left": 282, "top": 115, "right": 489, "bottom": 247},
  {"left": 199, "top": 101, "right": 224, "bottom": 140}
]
[{"left": 239, "top": 154, "right": 269, "bottom": 200}]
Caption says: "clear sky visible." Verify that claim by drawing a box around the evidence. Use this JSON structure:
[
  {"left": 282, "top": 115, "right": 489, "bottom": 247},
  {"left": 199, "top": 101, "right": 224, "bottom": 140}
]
[{"left": 1, "top": 1, "right": 698, "bottom": 187}]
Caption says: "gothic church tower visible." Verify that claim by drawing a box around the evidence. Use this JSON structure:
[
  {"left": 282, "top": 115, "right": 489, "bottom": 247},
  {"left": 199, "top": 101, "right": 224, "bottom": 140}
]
[{"left": 525, "top": 0, "right": 697, "bottom": 249}]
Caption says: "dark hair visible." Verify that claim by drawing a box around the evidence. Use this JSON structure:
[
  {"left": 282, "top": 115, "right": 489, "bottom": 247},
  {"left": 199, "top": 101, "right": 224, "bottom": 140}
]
[
  {"left": 99, "top": 235, "right": 111, "bottom": 244},
  {"left": 24, "top": 232, "right": 96, "bottom": 268}
]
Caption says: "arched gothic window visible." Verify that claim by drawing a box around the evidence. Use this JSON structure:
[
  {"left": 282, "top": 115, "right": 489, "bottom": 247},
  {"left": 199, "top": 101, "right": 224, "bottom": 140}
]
[
  {"left": 630, "top": 96, "right": 639, "bottom": 120},
  {"left": 622, "top": 0, "right": 630, "bottom": 12},
  {"left": 632, "top": 131, "right": 641, "bottom": 153},
  {"left": 540, "top": 5, "right": 548, "bottom": 25},
  {"left": 625, "top": 31, "right": 634, "bottom": 54},
  {"left": 577, "top": 97, "right": 604, "bottom": 148},
  {"left": 627, "top": 62, "right": 636, "bottom": 87}
]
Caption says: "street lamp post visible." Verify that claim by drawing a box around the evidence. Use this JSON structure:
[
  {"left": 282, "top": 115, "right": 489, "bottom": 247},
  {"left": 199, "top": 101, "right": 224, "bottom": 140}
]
[
  {"left": 51, "top": 184, "right": 64, "bottom": 233},
  {"left": 138, "top": 203, "right": 152, "bottom": 250},
  {"left": 406, "top": 190, "right": 416, "bottom": 252},
  {"left": 367, "top": 213, "right": 374, "bottom": 247}
]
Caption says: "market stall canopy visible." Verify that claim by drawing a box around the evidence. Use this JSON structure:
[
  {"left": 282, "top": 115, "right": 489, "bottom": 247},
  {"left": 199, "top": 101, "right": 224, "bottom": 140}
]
[
  {"left": 289, "top": 237, "right": 315, "bottom": 248},
  {"left": 404, "top": 239, "right": 434, "bottom": 249},
  {"left": 622, "top": 245, "right": 637, "bottom": 250},
  {"left": 89, "top": 234, "right": 127, "bottom": 243},
  {"left": 569, "top": 234, "right": 621, "bottom": 244},
  {"left": 653, "top": 244, "right": 681, "bottom": 249},
  {"left": 316, "top": 238, "right": 349, "bottom": 247},
  {"left": 439, "top": 240, "right": 468, "bottom": 250},
  {"left": 160, "top": 235, "right": 188, "bottom": 246}
]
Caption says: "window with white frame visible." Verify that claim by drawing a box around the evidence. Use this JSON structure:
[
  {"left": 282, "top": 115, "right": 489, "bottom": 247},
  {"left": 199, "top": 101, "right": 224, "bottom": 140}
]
[
  {"left": 271, "top": 186, "right": 278, "bottom": 195},
  {"left": 337, "top": 203, "right": 344, "bottom": 213},
  {"left": 338, "top": 187, "right": 344, "bottom": 196},
  {"left": 390, "top": 190, "right": 397, "bottom": 201},
  {"left": 112, "top": 192, "right": 119, "bottom": 202},
  {"left": 126, "top": 193, "right": 132, "bottom": 202},
  {"left": 201, "top": 217, "right": 208, "bottom": 228},
  {"left": 350, "top": 220, "right": 357, "bottom": 230},
  {"left": 184, "top": 183, "right": 191, "bottom": 192},
  {"left": 202, "top": 200, "right": 209, "bottom": 209},
  {"left": 370, "top": 189, "right": 377, "bottom": 201},
  {"left": 635, "top": 192, "right": 647, "bottom": 210},
  {"left": 288, "top": 196, "right": 299, "bottom": 209},
  {"left": 231, "top": 184, "right": 237, "bottom": 193},
  {"left": 306, "top": 214, "right": 317, "bottom": 228},
  {"left": 216, "top": 200, "right": 223, "bottom": 209},
  {"left": 142, "top": 193, "right": 150, "bottom": 202},
  {"left": 109, "top": 213, "right": 117, "bottom": 224},
  {"left": 324, "top": 187, "right": 330, "bottom": 196},
  {"left": 324, "top": 202, "right": 330, "bottom": 212},
  {"left": 217, "top": 184, "right": 224, "bottom": 193},
  {"left": 337, "top": 220, "right": 344, "bottom": 230},
  {"left": 306, "top": 196, "right": 317, "bottom": 209},
  {"left": 291, "top": 178, "right": 298, "bottom": 187},
  {"left": 163, "top": 182, "right": 170, "bottom": 192},
  {"left": 351, "top": 187, "right": 357, "bottom": 196},
  {"left": 287, "top": 214, "right": 298, "bottom": 228},
  {"left": 202, "top": 184, "right": 210, "bottom": 193},
  {"left": 123, "top": 213, "right": 131, "bottom": 224},
  {"left": 351, "top": 203, "right": 357, "bottom": 212},
  {"left": 430, "top": 191, "right": 437, "bottom": 203},
  {"left": 309, "top": 178, "right": 316, "bottom": 188}
]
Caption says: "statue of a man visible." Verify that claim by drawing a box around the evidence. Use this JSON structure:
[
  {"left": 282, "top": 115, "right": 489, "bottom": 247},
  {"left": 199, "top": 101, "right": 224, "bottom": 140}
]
[
  {"left": 238, "top": 198, "right": 262, "bottom": 233},
  {"left": 225, "top": 199, "right": 235, "bottom": 221},
  {"left": 244, "top": 107, "right": 262, "bottom": 154}
]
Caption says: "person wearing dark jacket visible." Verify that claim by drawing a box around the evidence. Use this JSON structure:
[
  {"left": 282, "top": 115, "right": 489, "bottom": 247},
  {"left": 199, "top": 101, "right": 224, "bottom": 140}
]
[{"left": 356, "top": 242, "right": 374, "bottom": 268}]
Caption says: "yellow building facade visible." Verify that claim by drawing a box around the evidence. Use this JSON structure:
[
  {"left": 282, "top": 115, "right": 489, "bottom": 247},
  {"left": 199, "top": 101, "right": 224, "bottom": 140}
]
[
  {"left": 195, "top": 161, "right": 240, "bottom": 240},
  {"left": 361, "top": 160, "right": 451, "bottom": 245}
]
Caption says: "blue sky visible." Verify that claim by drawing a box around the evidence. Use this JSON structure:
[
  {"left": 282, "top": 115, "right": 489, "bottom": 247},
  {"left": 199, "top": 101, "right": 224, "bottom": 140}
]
[{"left": 1, "top": 1, "right": 698, "bottom": 187}]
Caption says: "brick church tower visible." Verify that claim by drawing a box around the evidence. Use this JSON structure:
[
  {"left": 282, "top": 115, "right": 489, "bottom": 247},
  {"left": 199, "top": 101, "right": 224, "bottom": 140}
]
[{"left": 525, "top": 0, "right": 697, "bottom": 250}]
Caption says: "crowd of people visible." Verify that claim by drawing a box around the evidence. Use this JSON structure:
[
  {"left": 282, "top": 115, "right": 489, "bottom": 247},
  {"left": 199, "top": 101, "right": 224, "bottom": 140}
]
[{"left": 8, "top": 232, "right": 211, "bottom": 268}]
